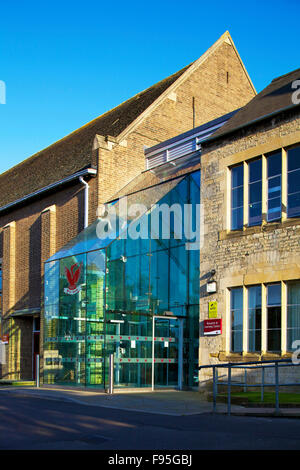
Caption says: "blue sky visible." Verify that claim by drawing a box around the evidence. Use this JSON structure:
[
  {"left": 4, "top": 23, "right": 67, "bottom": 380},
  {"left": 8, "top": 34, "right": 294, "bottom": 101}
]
[{"left": 0, "top": 0, "right": 299, "bottom": 174}]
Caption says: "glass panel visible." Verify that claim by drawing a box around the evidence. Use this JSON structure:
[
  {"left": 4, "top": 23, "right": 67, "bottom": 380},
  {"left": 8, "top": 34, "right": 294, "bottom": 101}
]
[
  {"left": 248, "top": 159, "right": 262, "bottom": 226},
  {"left": 150, "top": 249, "right": 169, "bottom": 314},
  {"left": 169, "top": 245, "right": 187, "bottom": 312},
  {"left": 267, "top": 152, "right": 282, "bottom": 222},
  {"left": 267, "top": 284, "right": 281, "bottom": 306},
  {"left": 288, "top": 146, "right": 300, "bottom": 172},
  {"left": 232, "top": 165, "right": 243, "bottom": 188},
  {"left": 231, "top": 207, "right": 243, "bottom": 231},
  {"left": 86, "top": 250, "right": 105, "bottom": 387},
  {"left": 288, "top": 168, "right": 300, "bottom": 195},
  {"left": 268, "top": 175, "right": 281, "bottom": 199},
  {"left": 231, "top": 165, "right": 243, "bottom": 230},
  {"left": 231, "top": 288, "right": 243, "bottom": 352},
  {"left": 249, "top": 181, "right": 262, "bottom": 204},
  {"left": 288, "top": 193, "right": 300, "bottom": 218},
  {"left": 249, "top": 202, "right": 262, "bottom": 226},
  {"left": 267, "top": 284, "right": 281, "bottom": 352},
  {"left": 287, "top": 282, "right": 300, "bottom": 351},
  {"left": 232, "top": 187, "right": 244, "bottom": 209},
  {"left": 154, "top": 317, "right": 179, "bottom": 388},
  {"left": 288, "top": 146, "right": 300, "bottom": 218},
  {"left": 189, "top": 249, "right": 200, "bottom": 306},
  {"left": 249, "top": 159, "right": 262, "bottom": 183},
  {"left": 248, "top": 286, "right": 261, "bottom": 352},
  {"left": 268, "top": 152, "right": 282, "bottom": 177}
]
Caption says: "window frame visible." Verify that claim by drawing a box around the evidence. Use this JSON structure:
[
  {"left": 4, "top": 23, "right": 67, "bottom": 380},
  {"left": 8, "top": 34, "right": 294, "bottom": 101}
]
[{"left": 230, "top": 164, "right": 244, "bottom": 231}]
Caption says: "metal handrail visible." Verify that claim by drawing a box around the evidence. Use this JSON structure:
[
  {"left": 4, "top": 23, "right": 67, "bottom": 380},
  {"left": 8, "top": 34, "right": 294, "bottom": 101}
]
[{"left": 199, "top": 359, "right": 300, "bottom": 415}]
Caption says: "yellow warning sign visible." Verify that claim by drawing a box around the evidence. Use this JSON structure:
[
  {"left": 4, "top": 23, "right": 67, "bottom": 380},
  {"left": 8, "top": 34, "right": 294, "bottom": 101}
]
[{"left": 208, "top": 301, "right": 218, "bottom": 318}]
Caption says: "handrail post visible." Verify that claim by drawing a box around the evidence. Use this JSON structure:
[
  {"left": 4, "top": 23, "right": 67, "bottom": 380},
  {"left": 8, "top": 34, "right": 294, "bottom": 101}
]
[
  {"left": 213, "top": 367, "right": 216, "bottom": 413},
  {"left": 261, "top": 366, "right": 264, "bottom": 402},
  {"left": 216, "top": 368, "right": 218, "bottom": 395},
  {"left": 36, "top": 354, "right": 40, "bottom": 388},
  {"left": 275, "top": 362, "right": 280, "bottom": 414},
  {"left": 244, "top": 369, "right": 247, "bottom": 392},
  {"left": 108, "top": 353, "right": 114, "bottom": 394},
  {"left": 228, "top": 364, "right": 231, "bottom": 416}
]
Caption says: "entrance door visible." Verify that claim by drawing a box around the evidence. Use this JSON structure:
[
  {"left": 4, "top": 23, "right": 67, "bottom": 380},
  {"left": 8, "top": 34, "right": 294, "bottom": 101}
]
[{"left": 152, "top": 316, "right": 183, "bottom": 390}]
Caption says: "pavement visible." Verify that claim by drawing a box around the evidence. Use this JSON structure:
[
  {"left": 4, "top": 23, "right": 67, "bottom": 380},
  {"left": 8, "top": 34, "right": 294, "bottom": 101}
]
[{"left": 0, "top": 385, "right": 300, "bottom": 417}]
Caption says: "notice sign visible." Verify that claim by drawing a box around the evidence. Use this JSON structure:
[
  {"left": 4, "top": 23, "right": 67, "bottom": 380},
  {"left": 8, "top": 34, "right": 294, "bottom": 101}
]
[
  {"left": 208, "top": 301, "right": 218, "bottom": 318},
  {"left": 1, "top": 334, "right": 8, "bottom": 344},
  {"left": 204, "top": 319, "right": 222, "bottom": 336}
]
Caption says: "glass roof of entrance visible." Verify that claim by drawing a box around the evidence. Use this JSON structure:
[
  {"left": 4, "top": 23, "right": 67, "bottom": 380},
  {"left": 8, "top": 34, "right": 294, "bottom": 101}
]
[{"left": 46, "top": 176, "right": 185, "bottom": 262}]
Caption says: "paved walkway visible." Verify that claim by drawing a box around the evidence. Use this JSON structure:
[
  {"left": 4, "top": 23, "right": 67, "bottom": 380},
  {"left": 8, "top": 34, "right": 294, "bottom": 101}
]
[{"left": 0, "top": 386, "right": 300, "bottom": 417}]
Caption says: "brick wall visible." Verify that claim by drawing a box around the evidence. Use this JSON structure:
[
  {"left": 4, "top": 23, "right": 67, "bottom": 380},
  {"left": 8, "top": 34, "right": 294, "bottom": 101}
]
[
  {"left": 96, "top": 39, "right": 255, "bottom": 204},
  {"left": 0, "top": 178, "right": 97, "bottom": 379}
]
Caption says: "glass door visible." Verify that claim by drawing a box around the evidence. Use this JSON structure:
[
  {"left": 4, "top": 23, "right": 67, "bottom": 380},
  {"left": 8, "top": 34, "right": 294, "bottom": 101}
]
[{"left": 152, "top": 316, "right": 183, "bottom": 390}]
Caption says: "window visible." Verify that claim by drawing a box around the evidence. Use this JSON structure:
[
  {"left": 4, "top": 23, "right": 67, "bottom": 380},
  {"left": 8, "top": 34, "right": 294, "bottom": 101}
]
[
  {"left": 287, "top": 282, "right": 300, "bottom": 351},
  {"left": 288, "top": 145, "right": 300, "bottom": 218},
  {"left": 267, "top": 151, "right": 282, "bottom": 221},
  {"left": 231, "top": 165, "right": 244, "bottom": 230},
  {"left": 230, "top": 287, "right": 243, "bottom": 352},
  {"left": 248, "top": 285, "right": 261, "bottom": 352},
  {"left": 228, "top": 144, "right": 300, "bottom": 231},
  {"left": 267, "top": 284, "right": 281, "bottom": 352},
  {"left": 248, "top": 158, "right": 262, "bottom": 226},
  {"left": 0, "top": 265, "right": 2, "bottom": 316}
]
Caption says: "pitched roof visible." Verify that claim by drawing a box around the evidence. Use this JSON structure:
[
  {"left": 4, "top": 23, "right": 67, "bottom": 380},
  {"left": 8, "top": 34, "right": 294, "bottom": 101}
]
[
  {"left": 0, "top": 63, "right": 192, "bottom": 209},
  {"left": 207, "top": 67, "right": 300, "bottom": 142}
]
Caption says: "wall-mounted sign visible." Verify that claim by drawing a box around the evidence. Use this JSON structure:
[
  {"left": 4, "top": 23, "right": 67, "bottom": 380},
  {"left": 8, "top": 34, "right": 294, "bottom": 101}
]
[
  {"left": 64, "top": 262, "right": 83, "bottom": 295},
  {"left": 208, "top": 301, "right": 218, "bottom": 318},
  {"left": 203, "top": 319, "right": 222, "bottom": 336},
  {"left": 1, "top": 334, "right": 9, "bottom": 344},
  {"left": 206, "top": 281, "right": 217, "bottom": 293}
]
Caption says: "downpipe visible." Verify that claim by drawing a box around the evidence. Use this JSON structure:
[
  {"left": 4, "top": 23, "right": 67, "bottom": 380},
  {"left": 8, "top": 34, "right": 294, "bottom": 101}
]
[{"left": 79, "top": 176, "right": 89, "bottom": 228}]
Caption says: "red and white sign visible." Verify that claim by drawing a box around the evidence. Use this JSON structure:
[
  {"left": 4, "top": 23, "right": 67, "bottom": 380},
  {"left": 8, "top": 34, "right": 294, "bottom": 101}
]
[
  {"left": 1, "top": 334, "right": 9, "bottom": 344},
  {"left": 64, "top": 262, "right": 83, "bottom": 295},
  {"left": 203, "top": 319, "right": 222, "bottom": 336}
]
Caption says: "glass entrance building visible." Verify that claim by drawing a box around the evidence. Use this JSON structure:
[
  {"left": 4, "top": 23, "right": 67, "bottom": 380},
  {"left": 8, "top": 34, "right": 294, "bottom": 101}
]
[{"left": 43, "top": 170, "right": 200, "bottom": 389}]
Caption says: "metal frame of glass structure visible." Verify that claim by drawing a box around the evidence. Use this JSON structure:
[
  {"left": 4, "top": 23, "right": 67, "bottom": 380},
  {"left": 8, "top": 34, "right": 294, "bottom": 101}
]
[{"left": 43, "top": 171, "right": 200, "bottom": 389}]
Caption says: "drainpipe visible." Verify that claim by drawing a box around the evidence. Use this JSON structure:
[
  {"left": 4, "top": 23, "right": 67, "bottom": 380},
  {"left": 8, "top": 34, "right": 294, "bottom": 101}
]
[{"left": 79, "top": 176, "right": 89, "bottom": 228}]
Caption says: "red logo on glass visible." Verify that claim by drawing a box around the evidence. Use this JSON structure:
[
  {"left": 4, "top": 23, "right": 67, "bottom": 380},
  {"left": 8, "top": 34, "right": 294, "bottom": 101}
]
[{"left": 64, "top": 262, "right": 83, "bottom": 295}]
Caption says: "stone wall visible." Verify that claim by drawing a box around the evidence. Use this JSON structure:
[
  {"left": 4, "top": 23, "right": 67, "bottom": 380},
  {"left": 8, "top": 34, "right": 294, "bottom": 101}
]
[{"left": 199, "top": 109, "right": 300, "bottom": 387}]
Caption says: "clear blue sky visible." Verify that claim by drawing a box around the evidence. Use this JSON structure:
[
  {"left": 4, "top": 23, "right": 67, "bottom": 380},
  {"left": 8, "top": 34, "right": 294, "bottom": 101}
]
[{"left": 0, "top": 0, "right": 299, "bottom": 174}]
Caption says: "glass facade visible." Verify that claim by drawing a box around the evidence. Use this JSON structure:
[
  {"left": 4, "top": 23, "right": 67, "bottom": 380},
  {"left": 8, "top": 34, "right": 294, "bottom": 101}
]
[{"left": 43, "top": 171, "right": 200, "bottom": 389}]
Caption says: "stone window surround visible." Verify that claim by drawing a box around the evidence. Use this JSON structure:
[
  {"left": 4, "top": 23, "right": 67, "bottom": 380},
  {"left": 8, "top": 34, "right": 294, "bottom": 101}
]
[{"left": 225, "top": 280, "right": 300, "bottom": 357}]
